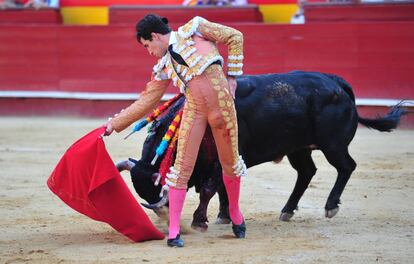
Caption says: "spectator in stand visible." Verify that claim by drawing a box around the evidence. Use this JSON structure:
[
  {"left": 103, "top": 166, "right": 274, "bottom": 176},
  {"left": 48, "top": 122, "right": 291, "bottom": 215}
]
[
  {"left": 182, "top": 0, "right": 226, "bottom": 5},
  {"left": 23, "top": 0, "right": 59, "bottom": 9},
  {"left": 182, "top": 0, "right": 197, "bottom": 5},
  {"left": 0, "top": 0, "right": 22, "bottom": 9},
  {"left": 0, "top": 0, "right": 59, "bottom": 9},
  {"left": 327, "top": 0, "right": 360, "bottom": 3},
  {"left": 290, "top": 0, "right": 305, "bottom": 24},
  {"left": 230, "top": 0, "right": 248, "bottom": 5},
  {"left": 183, "top": 0, "right": 248, "bottom": 6}
]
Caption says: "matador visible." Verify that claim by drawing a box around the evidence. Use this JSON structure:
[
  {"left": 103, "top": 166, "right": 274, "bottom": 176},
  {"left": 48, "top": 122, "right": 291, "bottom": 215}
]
[{"left": 104, "top": 14, "right": 248, "bottom": 247}]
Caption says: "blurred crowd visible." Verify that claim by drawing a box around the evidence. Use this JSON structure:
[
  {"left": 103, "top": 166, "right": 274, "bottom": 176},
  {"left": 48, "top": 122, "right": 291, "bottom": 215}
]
[
  {"left": 182, "top": 0, "right": 248, "bottom": 5},
  {"left": 0, "top": 0, "right": 59, "bottom": 9}
]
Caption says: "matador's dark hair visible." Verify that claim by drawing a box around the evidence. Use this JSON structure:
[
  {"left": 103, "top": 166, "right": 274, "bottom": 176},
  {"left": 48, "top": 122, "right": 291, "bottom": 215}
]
[{"left": 136, "top": 14, "right": 171, "bottom": 43}]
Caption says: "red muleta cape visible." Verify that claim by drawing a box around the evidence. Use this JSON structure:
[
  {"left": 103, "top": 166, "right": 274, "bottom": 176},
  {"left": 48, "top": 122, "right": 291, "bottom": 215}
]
[{"left": 47, "top": 127, "right": 165, "bottom": 242}]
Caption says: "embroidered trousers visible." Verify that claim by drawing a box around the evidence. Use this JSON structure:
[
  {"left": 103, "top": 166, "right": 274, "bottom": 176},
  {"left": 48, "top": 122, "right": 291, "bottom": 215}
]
[{"left": 172, "top": 64, "right": 240, "bottom": 189}]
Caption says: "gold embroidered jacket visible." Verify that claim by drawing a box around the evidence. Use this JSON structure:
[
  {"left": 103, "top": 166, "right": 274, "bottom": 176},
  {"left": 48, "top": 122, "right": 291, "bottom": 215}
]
[{"left": 110, "top": 16, "right": 244, "bottom": 132}]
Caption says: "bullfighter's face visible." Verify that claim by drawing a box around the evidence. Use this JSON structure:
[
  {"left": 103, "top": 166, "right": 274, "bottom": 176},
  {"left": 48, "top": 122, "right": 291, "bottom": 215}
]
[{"left": 140, "top": 33, "right": 167, "bottom": 58}]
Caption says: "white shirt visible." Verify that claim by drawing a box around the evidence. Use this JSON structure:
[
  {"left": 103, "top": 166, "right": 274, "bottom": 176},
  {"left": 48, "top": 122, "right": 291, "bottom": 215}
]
[{"left": 168, "top": 31, "right": 178, "bottom": 51}]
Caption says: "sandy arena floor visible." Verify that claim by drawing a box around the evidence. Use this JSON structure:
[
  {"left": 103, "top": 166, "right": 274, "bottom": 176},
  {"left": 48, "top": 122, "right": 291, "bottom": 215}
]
[{"left": 0, "top": 117, "right": 413, "bottom": 264}]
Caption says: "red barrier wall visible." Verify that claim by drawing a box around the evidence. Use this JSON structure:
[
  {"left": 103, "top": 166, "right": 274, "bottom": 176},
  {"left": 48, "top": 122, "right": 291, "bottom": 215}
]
[
  {"left": 1, "top": 22, "right": 413, "bottom": 99},
  {"left": 305, "top": 3, "right": 414, "bottom": 23},
  {"left": 109, "top": 5, "right": 263, "bottom": 24},
  {"left": 0, "top": 9, "right": 62, "bottom": 24}
]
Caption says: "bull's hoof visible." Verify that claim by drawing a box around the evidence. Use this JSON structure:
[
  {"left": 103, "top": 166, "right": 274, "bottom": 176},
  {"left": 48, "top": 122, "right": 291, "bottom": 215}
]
[
  {"left": 115, "top": 159, "right": 135, "bottom": 172},
  {"left": 279, "top": 212, "right": 294, "bottom": 222},
  {"left": 325, "top": 207, "right": 339, "bottom": 218},
  {"left": 191, "top": 222, "right": 208, "bottom": 232},
  {"left": 215, "top": 217, "right": 231, "bottom": 225}
]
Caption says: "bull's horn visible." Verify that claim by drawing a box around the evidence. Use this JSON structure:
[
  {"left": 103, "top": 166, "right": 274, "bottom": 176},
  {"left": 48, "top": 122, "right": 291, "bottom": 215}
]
[
  {"left": 152, "top": 173, "right": 161, "bottom": 186},
  {"left": 141, "top": 195, "right": 169, "bottom": 210},
  {"left": 115, "top": 160, "right": 135, "bottom": 172}
]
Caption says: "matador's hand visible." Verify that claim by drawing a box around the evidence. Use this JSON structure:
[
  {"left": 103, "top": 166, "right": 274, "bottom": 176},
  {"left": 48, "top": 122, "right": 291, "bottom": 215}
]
[
  {"left": 226, "top": 76, "right": 237, "bottom": 99},
  {"left": 103, "top": 122, "right": 114, "bottom": 136}
]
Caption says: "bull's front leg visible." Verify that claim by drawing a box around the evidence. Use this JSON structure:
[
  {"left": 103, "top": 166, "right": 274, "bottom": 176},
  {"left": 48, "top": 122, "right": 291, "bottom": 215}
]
[
  {"left": 215, "top": 179, "right": 231, "bottom": 224},
  {"left": 191, "top": 177, "right": 217, "bottom": 232}
]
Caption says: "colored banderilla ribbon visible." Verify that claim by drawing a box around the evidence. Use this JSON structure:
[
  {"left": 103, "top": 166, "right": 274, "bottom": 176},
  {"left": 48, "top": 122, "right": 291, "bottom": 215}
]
[
  {"left": 124, "top": 93, "right": 184, "bottom": 140},
  {"left": 151, "top": 110, "right": 183, "bottom": 165},
  {"left": 155, "top": 129, "right": 180, "bottom": 186}
]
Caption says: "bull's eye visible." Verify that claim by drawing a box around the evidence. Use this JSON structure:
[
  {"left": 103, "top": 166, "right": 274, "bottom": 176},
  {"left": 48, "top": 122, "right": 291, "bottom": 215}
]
[{"left": 149, "top": 121, "right": 160, "bottom": 132}]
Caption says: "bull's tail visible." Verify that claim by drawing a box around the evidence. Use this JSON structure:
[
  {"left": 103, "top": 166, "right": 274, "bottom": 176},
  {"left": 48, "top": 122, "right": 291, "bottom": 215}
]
[
  {"left": 357, "top": 102, "right": 407, "bottom": 132},
  {"left": 325, "top": 73, "right": 408, "bottom": 132}
]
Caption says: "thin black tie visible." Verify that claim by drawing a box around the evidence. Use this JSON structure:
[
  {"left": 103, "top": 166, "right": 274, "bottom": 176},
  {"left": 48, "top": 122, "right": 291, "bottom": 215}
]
[{"left": 168, "top": 44, "right": 188, "bottom": 67}]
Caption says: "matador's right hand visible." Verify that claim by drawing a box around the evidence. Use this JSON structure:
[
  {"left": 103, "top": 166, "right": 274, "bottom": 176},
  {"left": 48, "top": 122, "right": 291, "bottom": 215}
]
[
  {"left": 103, "top": 122, "right": 114, "bottom": 136},
  {"left": 226, "top": 76, "right": 237, "bottom": 99}
]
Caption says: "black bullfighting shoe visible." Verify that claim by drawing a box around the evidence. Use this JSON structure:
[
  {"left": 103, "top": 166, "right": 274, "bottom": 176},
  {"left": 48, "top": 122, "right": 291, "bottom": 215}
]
[
  {"left": 232, "top": 220, "right": 246, "bottom": 238},
  {"left": 167, "top": 234, "right": 184, "bottom": 248}
]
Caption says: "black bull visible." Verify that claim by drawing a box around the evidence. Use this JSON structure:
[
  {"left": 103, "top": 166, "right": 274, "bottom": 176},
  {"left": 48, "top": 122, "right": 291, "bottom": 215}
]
[{"left": 118, "top": 71, "right": 406, "bottom": 230}]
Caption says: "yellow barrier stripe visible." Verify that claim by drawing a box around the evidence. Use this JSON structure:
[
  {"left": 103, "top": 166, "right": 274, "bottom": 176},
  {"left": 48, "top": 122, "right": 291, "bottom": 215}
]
[
  {"left": 259, "top": 4, "right": 298, "bottom": 23},
  {"left": 61, "top": 7, "right": 109, "bottom": 25}
]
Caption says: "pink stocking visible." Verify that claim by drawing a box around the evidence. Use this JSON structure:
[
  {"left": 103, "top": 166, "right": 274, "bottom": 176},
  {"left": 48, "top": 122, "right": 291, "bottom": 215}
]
[
  {"left": 168, "top": 187, "right": 186, "bottom": 239},
  {"left": 222, "top": 174, "right": 243, "bottom": 225}
]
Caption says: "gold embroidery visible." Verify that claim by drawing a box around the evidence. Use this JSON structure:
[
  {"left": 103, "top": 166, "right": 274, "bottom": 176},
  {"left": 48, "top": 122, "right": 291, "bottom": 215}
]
[
  {"left": 196, "top": 17, "right": 243, "bottom": 74},
  {"left": 208, "top": 65, "right": 240, "bottom": 165},
  {"left": 153, "top": 16, "right": 243, "bottom": 91},
  {"left": 175, "top": 91, "right": 195, "bottom": 175}
]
